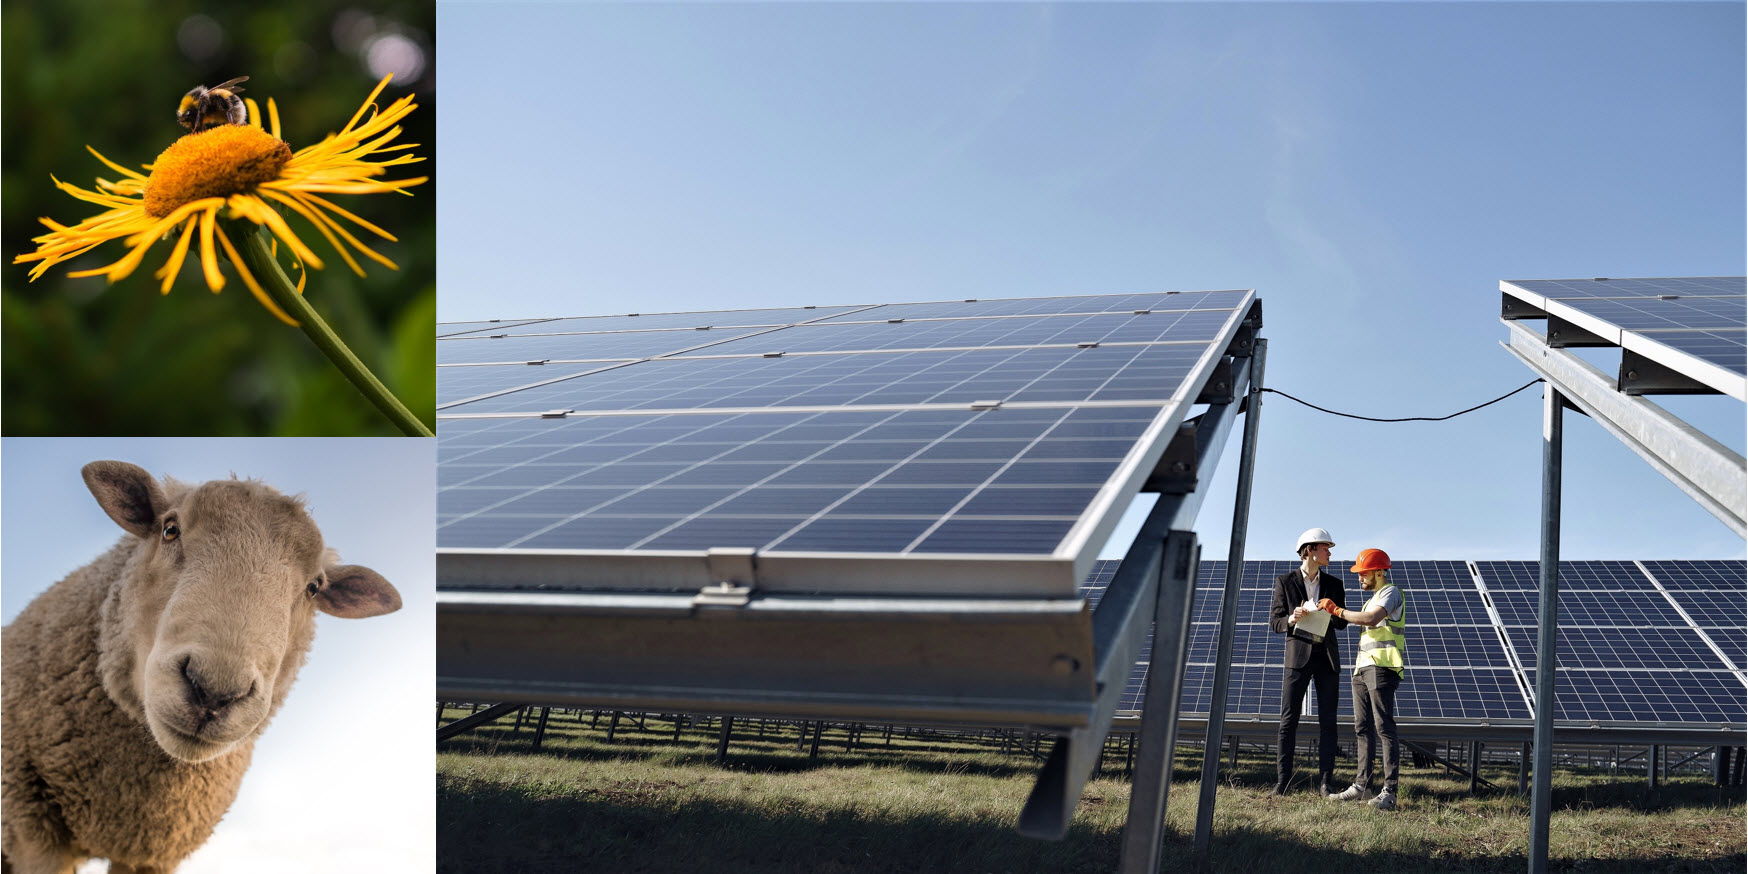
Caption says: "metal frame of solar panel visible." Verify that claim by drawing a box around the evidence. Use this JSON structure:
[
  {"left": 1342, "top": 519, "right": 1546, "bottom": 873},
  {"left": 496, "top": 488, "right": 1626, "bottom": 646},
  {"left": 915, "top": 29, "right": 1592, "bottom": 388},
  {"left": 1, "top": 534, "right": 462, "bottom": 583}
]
[
  {"left": 437, "top": 291, "right": 1262, "bottom": 744},
  {"left": 1097, "top": 558, "right": 1744, "bottom": 744}
]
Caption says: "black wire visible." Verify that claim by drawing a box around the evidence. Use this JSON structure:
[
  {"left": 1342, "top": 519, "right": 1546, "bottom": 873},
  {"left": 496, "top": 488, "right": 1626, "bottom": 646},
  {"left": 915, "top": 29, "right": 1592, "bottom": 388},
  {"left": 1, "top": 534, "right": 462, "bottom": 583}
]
[{"left": 1259, "top": 379, "right": 1544, "bottom": 423}]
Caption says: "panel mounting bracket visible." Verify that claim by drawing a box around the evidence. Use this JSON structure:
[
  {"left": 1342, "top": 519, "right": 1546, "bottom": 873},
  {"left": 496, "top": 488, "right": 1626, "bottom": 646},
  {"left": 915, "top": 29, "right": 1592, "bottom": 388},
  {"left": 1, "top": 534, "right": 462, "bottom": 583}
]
[
  {"left": 1141, "top": 420, "right": 1199, "bottom": 494},
  {"left": 705, "top": 547, "right": 759, "bottom": 589},
  {"left": 1545, "top": 314, "right": 1611, "bottom": 348},
  {"left": 1501, "top": 292, "right": 1546, "bottom": 321},
  {"left": 1619, "top": 349, "right": 1720, "bottom": 396},
  {"left": 1194, "top": 357, "right": 1236, "bottom": 405}
]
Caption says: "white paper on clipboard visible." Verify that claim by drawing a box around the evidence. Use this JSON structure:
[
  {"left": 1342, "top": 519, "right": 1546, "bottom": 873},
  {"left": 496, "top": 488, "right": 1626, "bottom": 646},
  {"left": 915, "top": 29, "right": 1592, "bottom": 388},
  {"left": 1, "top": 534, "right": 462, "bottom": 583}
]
[{"left": 1293, "top": 602, "right": 1330, "bottom": 643}]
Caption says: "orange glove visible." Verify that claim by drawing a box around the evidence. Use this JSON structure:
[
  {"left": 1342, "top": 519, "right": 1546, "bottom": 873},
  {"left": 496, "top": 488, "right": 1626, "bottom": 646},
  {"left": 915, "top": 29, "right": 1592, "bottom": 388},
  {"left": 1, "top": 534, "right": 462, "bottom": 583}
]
[{"left": 1318, "top": 598, "right": 1340, "bottom": 616}]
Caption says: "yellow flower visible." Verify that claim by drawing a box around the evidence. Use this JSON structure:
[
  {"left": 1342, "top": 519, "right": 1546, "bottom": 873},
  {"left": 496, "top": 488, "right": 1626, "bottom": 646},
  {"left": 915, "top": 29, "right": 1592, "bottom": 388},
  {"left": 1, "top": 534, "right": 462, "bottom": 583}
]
[{"left": 14, "top": 75, "right": 426, "bottom": 325}]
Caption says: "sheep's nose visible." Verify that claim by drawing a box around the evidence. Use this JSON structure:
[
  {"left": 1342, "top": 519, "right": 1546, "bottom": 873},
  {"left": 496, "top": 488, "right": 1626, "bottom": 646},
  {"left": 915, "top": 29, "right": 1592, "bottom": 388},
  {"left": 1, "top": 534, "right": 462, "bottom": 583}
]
[{"left": 181, "top": 657, "right": 256, "bottom": 718}]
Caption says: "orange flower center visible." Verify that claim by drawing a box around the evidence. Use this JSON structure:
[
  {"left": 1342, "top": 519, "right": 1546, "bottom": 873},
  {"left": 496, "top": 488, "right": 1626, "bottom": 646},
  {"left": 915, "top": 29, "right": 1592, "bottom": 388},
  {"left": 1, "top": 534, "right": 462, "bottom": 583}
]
[{"left": 142, "top": 125, "right": 292, "bottom": 218}]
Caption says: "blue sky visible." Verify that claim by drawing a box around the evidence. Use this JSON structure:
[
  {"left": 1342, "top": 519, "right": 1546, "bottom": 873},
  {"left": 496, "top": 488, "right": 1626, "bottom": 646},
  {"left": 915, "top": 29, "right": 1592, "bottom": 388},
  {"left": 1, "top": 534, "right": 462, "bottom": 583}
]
[
  {"left": 436, "top": 2, "right": 1744, "bottom": 562},
  {"left": 1, "top": 438, "right": 435, "bottom": 873}
]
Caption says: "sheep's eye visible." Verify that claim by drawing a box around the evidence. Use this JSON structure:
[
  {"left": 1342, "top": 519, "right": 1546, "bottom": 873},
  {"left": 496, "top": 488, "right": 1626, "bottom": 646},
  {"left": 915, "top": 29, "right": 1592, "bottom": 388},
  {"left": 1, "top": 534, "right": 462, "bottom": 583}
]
[
  {"left": 161, "top": 521, "right": 180, "bottom": 543},
  {"left": 305, "top": 579, "right": 321, "bottom": 599}
]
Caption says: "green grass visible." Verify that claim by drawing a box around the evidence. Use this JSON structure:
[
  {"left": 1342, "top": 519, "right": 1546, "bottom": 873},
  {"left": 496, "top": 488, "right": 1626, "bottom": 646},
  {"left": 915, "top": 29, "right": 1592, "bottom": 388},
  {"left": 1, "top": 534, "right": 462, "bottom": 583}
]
[{"left": 437, "top": 708, "right": 1746, "bottom": 873}]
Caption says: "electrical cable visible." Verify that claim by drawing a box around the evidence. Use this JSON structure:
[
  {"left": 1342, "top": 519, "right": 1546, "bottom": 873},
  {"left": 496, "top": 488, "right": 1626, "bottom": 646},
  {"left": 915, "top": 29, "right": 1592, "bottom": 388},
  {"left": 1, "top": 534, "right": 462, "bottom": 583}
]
[{"left": 1259, "top": 379, "right": 1544, "bottom": 423}]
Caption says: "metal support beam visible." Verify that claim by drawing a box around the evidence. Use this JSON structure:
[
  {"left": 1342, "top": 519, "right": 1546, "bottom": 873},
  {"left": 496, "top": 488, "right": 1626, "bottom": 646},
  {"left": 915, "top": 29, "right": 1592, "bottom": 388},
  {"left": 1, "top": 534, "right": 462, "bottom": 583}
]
[
  {"left": 1118, "top": 530, "right": 1201, "bottom": 874},
  {"left": 532, "top": 706, "right": 551, "bottom": 750},
  {"left": 717, "top": 716, "right": 734, "bottom": 764},
  {"left": 1519, "top": 742, "right": 1531, "bottom": 796},
  {"left": 1647, "top": 744, "right": 1658, "bottom": 788},
  {"left": 436, "top": 701, "right": 523, "bottom": 741},
  {"left": 1504, "top": 321, "right": 1745, "bottom": 536},
  {"left": 1529, "top": 385, "right": 1563, "bottom": 874},
  {"left": 1195, "top": 338, "right": 1268, "bottom": 851},
  {"left": 1470, "top": 741, "right": 1483, "bottom": 794}
]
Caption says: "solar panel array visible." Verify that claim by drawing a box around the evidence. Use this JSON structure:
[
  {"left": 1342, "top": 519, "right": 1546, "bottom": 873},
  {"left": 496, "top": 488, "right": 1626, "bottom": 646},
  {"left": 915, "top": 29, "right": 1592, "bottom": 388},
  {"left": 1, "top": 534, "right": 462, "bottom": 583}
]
[
  {"left": 437, "top": 292, "right": 1256, "bottom": 597},
  {"left": 1500, "top": 276, "right": 1746, "bottom": 398},
  {"left": 1090, "top": 558, "right": 1746, "bottom": 729}
]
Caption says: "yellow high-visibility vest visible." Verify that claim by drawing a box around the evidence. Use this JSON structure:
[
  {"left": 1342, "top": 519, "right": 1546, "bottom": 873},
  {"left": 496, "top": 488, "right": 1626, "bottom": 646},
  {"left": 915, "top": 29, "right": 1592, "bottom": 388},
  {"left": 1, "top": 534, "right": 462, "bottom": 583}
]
[{"left": 1355, "top": 584, "right": 1407, "bottom": 674}]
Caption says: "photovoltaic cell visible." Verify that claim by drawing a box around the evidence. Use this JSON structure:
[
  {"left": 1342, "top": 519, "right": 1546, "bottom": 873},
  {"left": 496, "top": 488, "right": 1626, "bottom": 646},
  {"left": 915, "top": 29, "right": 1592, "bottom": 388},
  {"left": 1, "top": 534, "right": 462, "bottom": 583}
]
[
  {"left": 1507, "top": 277, "right": 1746, "bottom": 301},
  {"left": 1635, "top": 330, "right": 1747, "bottom": 374},
  {"left": 1394, "top": 669, "right": 1529, "bottom": 720},
  {"left": 1641, "top": 559, "right": 1747, "bottom": 590},
  {"left": 440, "top": 345, "right": 1208, "bottom": 415},
  {"left": 477, "top": 306, "right": 868, "bottom": 336},
  {"left": 819, "top": 291, "right": 1253, "bottom": 323},
  {"left": 1406, "top": 588, "right": 1494, "bottom": 627},
  {"left": 440, "top": 405, "right": 1156, "bottom": 555},
  {"left": 438, "top": 327, "right": 774, "bottom": 364},
  {"left": 1554, "top": 297, "right": 1745, "bottom": 332},
  {"left": 670, "top": 312, "right": 1235, "bottom": 357},
  {"left": 1666, "top": 590, "right": 1744, "bottom": 630},
  {"left": 1508, "top": 626, "right": 1730, "bottom": 671},
  {"left": 438, "top": 363, "right": 622, "bottom": 406},
  {"left": 439, "top": 318, "right": 556, "bottom": 337},
  {"left": 1489, "top": 589, "right": 1688, "bottom": 627},
  {"left": 1413, "top": 626, "right": 1511, "bottom": 668},
  {"left": 1475, "top": 560, "right": 1655, "bottom": 590},
  {"left": 1523, "top": 669, "right": 1745, "bottom": 723}
]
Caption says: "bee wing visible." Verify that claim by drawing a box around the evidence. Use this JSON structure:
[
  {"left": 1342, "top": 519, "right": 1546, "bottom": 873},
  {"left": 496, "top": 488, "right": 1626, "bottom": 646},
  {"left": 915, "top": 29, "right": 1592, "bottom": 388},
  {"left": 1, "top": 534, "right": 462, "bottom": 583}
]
[{"left": 212, "top": 76, "right": 250, "bottom": 93}]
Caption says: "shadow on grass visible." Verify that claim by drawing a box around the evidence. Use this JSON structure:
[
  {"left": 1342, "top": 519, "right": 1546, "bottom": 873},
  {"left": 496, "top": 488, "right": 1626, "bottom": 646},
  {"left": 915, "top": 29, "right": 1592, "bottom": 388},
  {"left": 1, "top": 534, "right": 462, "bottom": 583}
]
[
  {"left": 437, "top": 777, "right": 1120, "bottom": 874},
  {"left": 437, "top": 775, "right": 1742, "bottom": 874}
]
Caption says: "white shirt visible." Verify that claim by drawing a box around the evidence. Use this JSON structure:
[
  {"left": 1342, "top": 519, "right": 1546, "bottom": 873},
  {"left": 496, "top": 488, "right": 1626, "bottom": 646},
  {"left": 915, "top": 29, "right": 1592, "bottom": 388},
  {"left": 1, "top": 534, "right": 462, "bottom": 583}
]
[{"left": 1304, "top": 568, "right": 1321, "bottom": 606}]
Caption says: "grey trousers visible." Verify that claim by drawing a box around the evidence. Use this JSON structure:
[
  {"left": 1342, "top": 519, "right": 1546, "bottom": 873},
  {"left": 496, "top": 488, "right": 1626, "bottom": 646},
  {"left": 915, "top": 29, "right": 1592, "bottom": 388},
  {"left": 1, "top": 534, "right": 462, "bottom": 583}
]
[{"left": 1353, "top": 665, "right": 1402, "bottom": 793}]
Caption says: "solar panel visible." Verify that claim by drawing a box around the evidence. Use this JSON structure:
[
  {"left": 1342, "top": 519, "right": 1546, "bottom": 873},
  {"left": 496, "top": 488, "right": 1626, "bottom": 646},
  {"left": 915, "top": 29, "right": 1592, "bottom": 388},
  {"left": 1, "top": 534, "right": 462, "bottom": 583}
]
[
  {"left": 442, "top": 345, "right": 1212, "bottom": 415},
  {"left": 1523, "top": 669, "right": 1745, "bottom": 723},
  {"left": 438, "top": 318, "right": 556, "bottom": 338},
  {"left": 1474, "top": 559, "right": 1656, "bottom": 590},
  {"left": 438, "top": 328, "right": 770, "bottom": 365},
  {"left": 1500, "top": 276, "right": 1748, "bottom": 397},
  {"left": 439, "top": 292, "right": 1257, "bottom": 597},
  {"left": 1489, "top": 589, "right": 1688, "bottom": 627},
  {"left": 1508, "top": 626, "right": 1731, "bottom": 672},
  {"left": 1664, "top": 589, "right": 1744, "bottom": 630},
  {"left": 1640, "top": 559, "right": 1747, "bottom": 590},
  {"left": 479, "top": 306, "right": 869, "bottom": 336},
  {"left": 1394, "top": 669, "right": 1530, "bottom": 721}
]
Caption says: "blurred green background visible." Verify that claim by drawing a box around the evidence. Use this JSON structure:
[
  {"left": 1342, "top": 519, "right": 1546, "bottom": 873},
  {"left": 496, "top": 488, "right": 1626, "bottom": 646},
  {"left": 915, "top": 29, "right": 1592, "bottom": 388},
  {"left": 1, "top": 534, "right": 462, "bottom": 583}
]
[{"left": 2, "top": 0, "right": 434, "bottom": 435}]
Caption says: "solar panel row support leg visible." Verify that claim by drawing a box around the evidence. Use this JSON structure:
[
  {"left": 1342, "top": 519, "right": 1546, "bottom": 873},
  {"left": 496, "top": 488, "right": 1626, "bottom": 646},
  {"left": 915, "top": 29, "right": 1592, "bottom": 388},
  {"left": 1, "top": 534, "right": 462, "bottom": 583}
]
[
  {"left": 1118, "top": 530, "right": 1201, "bottom": 874},
  {"left": 1528, "top": 384, "right": 1564, "bottom": 874},
  {"left": 1194, "top": 337, "right": 1268, "bottom": 852}
]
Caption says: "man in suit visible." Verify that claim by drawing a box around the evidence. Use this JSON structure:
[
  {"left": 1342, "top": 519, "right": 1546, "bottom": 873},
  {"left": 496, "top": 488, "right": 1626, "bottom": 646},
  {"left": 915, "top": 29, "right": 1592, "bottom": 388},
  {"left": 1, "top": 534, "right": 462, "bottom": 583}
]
[{"left": 1268, "top": 527, "right": 1348, "bottom": 795}]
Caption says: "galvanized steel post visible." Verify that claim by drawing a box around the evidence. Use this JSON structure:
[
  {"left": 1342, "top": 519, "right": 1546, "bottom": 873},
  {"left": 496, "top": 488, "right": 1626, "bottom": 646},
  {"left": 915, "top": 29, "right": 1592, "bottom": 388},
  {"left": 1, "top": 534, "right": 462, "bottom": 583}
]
[
  {"left": 1193, "top": 338, "right": 1268, "bottom": 851},
  {"left": 1529, "top": 385, "right": 1563, "bottom": 874}
]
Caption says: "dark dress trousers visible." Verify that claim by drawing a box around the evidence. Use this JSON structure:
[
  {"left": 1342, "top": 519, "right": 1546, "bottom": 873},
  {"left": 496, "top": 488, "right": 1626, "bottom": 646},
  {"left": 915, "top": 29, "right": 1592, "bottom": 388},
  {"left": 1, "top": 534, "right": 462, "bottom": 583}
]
[{"left": 1268, "top": 567, "right": 1348, "bottom": 789}]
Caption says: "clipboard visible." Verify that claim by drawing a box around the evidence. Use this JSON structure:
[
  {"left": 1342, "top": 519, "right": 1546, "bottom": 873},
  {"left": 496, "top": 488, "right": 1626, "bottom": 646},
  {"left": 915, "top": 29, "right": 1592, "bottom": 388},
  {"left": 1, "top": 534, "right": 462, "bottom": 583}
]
[{"left": 1291, "top": 605, "right": 1330, "bottom": 644}]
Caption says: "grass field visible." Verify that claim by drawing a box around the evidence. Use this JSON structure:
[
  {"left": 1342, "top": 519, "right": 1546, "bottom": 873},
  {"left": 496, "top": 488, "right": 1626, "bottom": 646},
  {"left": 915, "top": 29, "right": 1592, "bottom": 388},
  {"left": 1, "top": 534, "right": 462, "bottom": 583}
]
[{"left": 437, "top": 707, "right": 1746, "bottom": 873}]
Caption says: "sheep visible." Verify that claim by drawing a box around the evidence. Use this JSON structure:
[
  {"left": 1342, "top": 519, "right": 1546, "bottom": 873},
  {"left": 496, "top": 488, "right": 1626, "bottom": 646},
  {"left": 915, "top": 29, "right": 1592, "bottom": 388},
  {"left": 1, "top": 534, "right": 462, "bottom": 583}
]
[{"left": 1, "top": 461, "right": 402, "bottom": 874}]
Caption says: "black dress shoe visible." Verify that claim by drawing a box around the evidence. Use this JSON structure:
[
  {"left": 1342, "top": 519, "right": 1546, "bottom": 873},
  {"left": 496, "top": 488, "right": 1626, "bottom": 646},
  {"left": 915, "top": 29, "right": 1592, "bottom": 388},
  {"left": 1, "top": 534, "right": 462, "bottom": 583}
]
[
  {"left": 1271, "top": 780, "right": 1290, "bottom": 796},
  {"left": 1318, "top": 784, "right": 1338, "bottom": 797}
]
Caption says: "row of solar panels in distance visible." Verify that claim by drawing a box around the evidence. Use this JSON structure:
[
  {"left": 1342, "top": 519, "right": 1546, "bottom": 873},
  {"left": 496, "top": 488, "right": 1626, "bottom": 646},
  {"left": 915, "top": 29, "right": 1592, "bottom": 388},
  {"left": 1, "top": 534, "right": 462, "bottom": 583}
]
[
  {"left": 1079, "top": 559, "right": 1745, "bottom": 724},
  {"left": 437, "top": 291, "right": 1252, "bottom": 338}
]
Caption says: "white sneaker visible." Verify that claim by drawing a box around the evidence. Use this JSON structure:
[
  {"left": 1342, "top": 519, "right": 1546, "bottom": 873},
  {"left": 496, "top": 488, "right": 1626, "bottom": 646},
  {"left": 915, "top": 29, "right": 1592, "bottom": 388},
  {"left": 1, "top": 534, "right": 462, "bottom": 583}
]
[
  {"left": 1326, "top": 784, "right": 1371, "bottom": 802},
  {"left": 1371, "top": 789, "right": 1397, "bottom": 811}
]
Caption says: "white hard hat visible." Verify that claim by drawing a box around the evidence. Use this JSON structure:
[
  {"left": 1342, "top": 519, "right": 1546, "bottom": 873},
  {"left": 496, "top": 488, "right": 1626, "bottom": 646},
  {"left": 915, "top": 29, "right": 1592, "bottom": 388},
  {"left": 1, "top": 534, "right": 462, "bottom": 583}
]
[{"left": 1295, "top": 527, "right": 1335, "bottom": 552}]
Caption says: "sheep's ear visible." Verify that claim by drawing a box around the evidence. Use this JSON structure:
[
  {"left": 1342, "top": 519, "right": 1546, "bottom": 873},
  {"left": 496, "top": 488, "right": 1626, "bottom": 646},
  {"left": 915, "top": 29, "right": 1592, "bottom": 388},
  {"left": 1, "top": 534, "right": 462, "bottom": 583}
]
[
  {"left": 82, "top": 461, "right": 171, "bottom": 540},
  {"left": 317, "top": 564, "right": 402, "bottom": 619}
]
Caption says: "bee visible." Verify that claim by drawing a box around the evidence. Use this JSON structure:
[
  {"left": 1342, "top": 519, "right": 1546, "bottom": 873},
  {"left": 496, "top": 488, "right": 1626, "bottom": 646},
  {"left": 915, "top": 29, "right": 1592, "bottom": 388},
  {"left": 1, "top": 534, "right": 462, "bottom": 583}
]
[{"left": 176, "top": 76, "right": 250, "bottom": 133}]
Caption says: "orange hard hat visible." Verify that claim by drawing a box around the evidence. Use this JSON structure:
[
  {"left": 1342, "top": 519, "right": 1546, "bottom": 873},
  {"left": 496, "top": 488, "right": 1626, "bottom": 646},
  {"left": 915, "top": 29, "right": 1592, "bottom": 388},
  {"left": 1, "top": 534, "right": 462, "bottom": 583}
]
[{"left": 1350, "top": 548, "right": 1392, "bottom": 574}]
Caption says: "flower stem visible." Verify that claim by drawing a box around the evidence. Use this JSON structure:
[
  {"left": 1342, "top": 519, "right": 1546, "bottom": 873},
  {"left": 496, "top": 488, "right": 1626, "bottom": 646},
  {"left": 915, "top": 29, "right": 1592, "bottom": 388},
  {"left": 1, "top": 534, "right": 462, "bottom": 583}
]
[{"left": 227, "top": 221, "right": 433, "bottom": 437}]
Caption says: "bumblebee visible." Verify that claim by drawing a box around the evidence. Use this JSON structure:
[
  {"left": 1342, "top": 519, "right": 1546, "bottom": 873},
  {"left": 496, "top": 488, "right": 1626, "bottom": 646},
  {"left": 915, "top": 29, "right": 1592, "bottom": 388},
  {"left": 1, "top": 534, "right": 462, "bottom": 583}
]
[{"left": 176, "top": 76, "right": 249, "bottom": 133}]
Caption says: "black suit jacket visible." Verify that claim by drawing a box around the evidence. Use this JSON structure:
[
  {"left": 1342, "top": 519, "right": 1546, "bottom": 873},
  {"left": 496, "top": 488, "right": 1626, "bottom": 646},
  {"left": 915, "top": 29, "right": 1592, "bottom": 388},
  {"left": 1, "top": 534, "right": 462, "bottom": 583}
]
[{"left": 1269, "top": 568, "right": 1348, "bottom": 671}]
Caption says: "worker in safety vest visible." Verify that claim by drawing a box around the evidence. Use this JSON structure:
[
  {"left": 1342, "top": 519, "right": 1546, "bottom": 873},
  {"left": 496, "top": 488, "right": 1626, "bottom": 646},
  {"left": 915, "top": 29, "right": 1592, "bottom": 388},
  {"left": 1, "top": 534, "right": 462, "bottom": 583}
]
[{"left": 1316, "top": 547, "right": 1406, "bottom": 810}]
